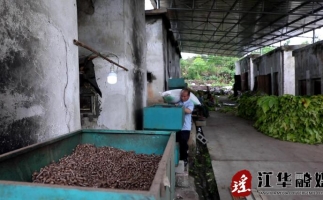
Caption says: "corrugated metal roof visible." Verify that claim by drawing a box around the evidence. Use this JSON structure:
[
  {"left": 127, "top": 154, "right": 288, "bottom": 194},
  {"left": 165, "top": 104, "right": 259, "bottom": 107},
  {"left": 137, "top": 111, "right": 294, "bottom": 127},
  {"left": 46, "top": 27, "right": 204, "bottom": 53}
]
[{"left": 157, "top": 0, "right": 323, "bottom": 57}]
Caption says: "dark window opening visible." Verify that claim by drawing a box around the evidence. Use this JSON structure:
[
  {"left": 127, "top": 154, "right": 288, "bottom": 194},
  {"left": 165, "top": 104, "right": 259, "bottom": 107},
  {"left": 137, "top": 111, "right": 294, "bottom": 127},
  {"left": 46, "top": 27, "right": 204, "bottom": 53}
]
[
  {"left": 313, "top": 78, "right": 321, "bottom": 95},
  {"left": 80, "top": 95, "right": 94, "bottom": 114},
  {"left": 253, "top": 76, "right": 258, "bottom": 92},
  {"left": 241, "top": 72, "right": 249, "bottom": 91},
  {"left": 273, "top": 72, "right": 278, "bottom": 96},
  {"left": 234, "top": 75, "right": 241, "bottom": 90},
  {"left": 266, "top": 73, "right": 272, "bottom": 95},
  {"left": 299, "top": 80, "right": 307, "bottom": 96},
  {"left": 147, "top": 72, "right": 153, "bottom": 83},
  {"left": 257, "top": 75, "right": 266, "bottom": 93}
]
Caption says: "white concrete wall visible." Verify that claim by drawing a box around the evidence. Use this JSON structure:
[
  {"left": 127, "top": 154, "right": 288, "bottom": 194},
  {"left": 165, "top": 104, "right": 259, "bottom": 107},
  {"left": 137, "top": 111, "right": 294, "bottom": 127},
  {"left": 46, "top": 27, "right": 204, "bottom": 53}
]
[
  {"left": 163, "top": 21, "right": 170, "bottom": 90},
  {"left": 236, "top": 55, "right": 259, "bottom": 91},
  {"left": 0, "top": 0, "right": 80, "bottom": 154},
  {"left": 235, "top": 61, "right": 241, "bottom": 75},
  {"left": 78, "top": 0, "right": 146, "bottom": 130},
  {"left": 293, "top": 41, "right": 323, "bottom": 95},
  {"left": 250, "top": 59, "right": 255, "bottom": 91},
  {"left": 146, "top": 17, "right": 165, "bottom": 105},
  {"left": 167, "top": 38, "right": 181, "bottom": 79},
  {"left": 254, "top": 46, "right": 304, "bottom": 95},
  {"left": 145, "top": 15, "right": 181, "bottom": 105}
]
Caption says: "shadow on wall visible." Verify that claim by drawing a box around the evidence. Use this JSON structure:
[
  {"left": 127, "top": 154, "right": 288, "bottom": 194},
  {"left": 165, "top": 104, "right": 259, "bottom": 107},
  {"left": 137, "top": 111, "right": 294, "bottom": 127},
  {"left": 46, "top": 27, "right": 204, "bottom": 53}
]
[{"left": 77, "top": 0, "right": 95, "bottom": 15}]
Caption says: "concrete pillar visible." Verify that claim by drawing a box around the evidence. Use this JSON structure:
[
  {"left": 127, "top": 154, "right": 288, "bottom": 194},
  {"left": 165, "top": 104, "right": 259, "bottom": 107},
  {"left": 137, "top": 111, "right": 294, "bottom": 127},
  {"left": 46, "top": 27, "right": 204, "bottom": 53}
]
[
  {"left": 78, "top": 0, "right": 147, "bottom": 130},
  {"left": 0, "top": 1, "right": 80, "bottom": 154},
  {"left": 283, "top": 51, "right": 296, "bottom": 95},
  {"left": 249, "top": 57, "right": 254, "bottom": 91},
  {"left": 235, "top": 61, "right": 241, "bottom": 75}
]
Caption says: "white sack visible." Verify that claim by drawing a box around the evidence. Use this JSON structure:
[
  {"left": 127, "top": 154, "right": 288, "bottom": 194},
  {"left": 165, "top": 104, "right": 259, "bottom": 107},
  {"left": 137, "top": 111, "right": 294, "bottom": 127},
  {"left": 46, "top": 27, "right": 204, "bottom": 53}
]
[{"left": 161, "top": 89, "right": 201, "bottom": 105}]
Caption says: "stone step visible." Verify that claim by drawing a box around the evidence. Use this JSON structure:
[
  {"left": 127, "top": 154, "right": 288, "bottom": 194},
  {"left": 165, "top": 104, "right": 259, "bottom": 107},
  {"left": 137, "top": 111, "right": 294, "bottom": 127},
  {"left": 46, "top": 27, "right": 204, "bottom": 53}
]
[
  {"left": 175, "top": 160, "right": 189, "bottom": 188},
  {"left": 176, "top": 172, "right": 189, "bottom": 188},
  {"left": 175, "top": 160, "right": 185, "bottom": 174},
  {"left": 175, "top": 176, "right": 199, "bottom": 200}
]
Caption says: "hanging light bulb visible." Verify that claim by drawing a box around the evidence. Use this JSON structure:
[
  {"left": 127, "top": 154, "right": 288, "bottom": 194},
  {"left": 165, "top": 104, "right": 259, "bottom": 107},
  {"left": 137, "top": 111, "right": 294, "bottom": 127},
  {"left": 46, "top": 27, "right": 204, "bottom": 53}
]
[
  {"left": 107, "top": 63, "right": 118, "bottom": 84},
  {"left": 107, "top": 70, "right": 117, "bottom": 84}
]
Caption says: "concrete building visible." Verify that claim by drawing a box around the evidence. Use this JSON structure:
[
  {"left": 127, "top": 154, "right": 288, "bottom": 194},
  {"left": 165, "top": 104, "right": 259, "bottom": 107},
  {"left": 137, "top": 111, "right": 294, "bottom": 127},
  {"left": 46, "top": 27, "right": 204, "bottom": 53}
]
[
  {"left": 0, "top": 0, "right": 183, "bottom": 154},
  {"left": 0, "top": 0, "right": 151, "bottom": 154},
  {"left": 0, "top": 1, "right": 80, "bottom": 154},
  {"left": 293, "top": 41, "right": 323, "bottom": 95},
  {"left": 234, "top": 54, "right": 260, "bottom": 92},
  {"left": 145, "top": 12, "right": 181, "bottom": 105},
  {"left": 253, "top": 45, "right": 305, "bottom": 95}
]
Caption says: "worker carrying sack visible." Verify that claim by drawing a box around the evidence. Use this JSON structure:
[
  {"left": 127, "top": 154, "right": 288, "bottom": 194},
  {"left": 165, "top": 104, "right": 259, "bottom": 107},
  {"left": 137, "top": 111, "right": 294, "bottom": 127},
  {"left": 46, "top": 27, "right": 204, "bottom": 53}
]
[{"left": 161, "top": 89, "right": 201, "bottom": 105}]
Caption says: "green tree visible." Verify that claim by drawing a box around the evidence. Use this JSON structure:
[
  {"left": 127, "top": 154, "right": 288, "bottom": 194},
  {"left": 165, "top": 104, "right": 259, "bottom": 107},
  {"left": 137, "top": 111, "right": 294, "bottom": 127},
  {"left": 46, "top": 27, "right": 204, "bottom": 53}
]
[
  {"left": 191, "top": 57, "right": 208, "bottom": 79},
  {"left": 180, "top": 55, "right": 238, "bottom": 85},
  {"left": 180, "top": 59, "right": 190, "bottom": 78},
  {"left": 205, "top": 55, "right": 239, "bottom": 70}
]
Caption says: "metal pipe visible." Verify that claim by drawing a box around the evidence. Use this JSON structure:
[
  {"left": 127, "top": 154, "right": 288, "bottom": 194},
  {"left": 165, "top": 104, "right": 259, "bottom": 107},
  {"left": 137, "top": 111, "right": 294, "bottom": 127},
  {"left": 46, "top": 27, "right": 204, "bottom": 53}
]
[
  {"left": 73, "top": 39, "right": 128, "bottom": 71},
  {"left": 167, "top": 7, "right": 323, "bottom": 17}
]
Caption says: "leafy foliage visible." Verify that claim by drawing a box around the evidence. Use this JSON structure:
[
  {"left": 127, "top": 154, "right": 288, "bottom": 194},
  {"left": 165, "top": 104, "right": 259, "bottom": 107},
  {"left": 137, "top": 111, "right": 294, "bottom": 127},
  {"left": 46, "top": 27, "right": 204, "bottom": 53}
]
[
  {"left": 238, "top": 94, "right": 323, "bottom": 144},
  {"left": 237, "top": 92, "right": 264, "bottom": 120},
  {"left": 255, "top": 95, "right": 323, "bottom": 144},
  {"left": 180, "top": 55, "right": 239, "bottom": 85},
  {"left": 190, "top": 138, "right": 220, "bottom": 199},
  {"left": 219, "top": 106, "right": 238, "bottom": 115}
]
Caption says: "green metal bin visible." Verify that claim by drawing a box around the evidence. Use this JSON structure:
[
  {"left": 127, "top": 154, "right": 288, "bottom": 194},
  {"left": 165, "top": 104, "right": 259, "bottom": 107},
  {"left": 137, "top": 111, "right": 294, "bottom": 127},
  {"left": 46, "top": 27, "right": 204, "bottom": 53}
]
[
  {"left": 143, "top": 105, "right": 183, "bottom": 166},
  {"left": 0, "top": 129, "right": 176, "bottom": 200},
  {"left": 168, "top": 78, "right": 186, "bottom": 90},
  {"left": 143, "top": 104, "right": 184, "bottom": 131}
]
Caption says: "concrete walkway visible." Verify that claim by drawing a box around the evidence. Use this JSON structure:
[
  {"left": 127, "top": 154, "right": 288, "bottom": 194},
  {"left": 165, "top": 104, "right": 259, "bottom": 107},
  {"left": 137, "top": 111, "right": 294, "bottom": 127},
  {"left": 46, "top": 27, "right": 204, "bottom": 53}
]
[{"left": 203, "top": 111, "right": 323, "bottom": 200}]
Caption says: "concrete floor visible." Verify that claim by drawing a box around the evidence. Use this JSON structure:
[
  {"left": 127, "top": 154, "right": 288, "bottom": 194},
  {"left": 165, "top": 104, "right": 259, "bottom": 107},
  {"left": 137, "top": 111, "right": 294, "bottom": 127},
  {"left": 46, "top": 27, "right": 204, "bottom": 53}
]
[{"left": 203, "top": 111, "right": 323, "bottom": 200}]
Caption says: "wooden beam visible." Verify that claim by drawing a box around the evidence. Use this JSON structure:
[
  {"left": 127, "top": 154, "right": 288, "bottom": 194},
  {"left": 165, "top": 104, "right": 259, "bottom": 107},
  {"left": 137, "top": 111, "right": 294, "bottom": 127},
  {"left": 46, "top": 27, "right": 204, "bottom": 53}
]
[
  {"left": 73, "top": 39, "right": 128, "bottom": 71},
  {"left": 145, "top": 8, "right": 167, "bottom": 15}
]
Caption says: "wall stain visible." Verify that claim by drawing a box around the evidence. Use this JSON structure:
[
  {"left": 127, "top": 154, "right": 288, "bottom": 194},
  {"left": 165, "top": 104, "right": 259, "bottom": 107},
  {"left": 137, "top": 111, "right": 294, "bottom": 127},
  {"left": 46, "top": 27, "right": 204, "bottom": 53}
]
[
  {"left": 131, "top": 1, "right": 145, "bottom": 130},
  {"left": 0, "top": 116, "right": 40, "bottom": 154},
  {"left": 0, "top": 0, "right": 79, "bottom": 154}
]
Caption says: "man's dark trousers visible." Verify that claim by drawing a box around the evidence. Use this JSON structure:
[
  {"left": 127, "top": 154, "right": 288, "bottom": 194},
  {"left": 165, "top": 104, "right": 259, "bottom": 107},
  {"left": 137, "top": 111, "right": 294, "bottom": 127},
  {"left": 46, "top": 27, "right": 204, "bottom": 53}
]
[{"left": 176, "top": 130, "right": 190, "bottom": 162}]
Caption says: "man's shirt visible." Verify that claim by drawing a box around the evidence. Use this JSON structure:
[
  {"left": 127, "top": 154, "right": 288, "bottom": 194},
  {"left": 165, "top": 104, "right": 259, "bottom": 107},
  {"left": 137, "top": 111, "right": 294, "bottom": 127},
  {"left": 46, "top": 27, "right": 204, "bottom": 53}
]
[{"left": 178, "top": 99, "right": 194, "bottom": 131}]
